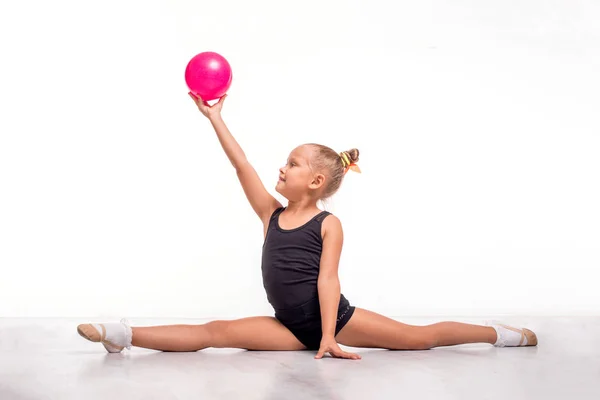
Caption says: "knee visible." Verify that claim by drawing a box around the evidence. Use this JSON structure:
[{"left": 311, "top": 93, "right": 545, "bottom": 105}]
[
  {"left": 204, "top": 320, "right": 229, "bottom": 348},
  {"left": 408, "top": 329, "right": 438, "bottom": 350},
  {"left": 407, "top": 337, "right": 435, "bottom": 350},
  {"left": 204, "top": 320, "right": 231, "bottom": 348}
]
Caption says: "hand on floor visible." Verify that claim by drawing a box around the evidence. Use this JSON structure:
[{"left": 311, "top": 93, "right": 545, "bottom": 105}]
[{"left": 315, "top": 337, "right": 361, "bottom": 360}]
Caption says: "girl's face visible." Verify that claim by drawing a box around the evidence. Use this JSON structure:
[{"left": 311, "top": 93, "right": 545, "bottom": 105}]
[{"left": 275, "top": 146, "right": 323, "bottom": 200}]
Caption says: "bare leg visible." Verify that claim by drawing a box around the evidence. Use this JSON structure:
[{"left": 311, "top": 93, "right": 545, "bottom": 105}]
[
  {"left": 336, "top": 308, "right": 499, "bottom": 350},
  {"left": 423, "top": 321, "right": 497, "bottom": 347},
  {"left": 130, "top": 316, "right": 306, "bottom": 352}
]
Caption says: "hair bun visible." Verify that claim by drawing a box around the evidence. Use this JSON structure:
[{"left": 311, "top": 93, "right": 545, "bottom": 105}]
[{"left": 343, "top": 148, "right": 359, "bottom": 163}]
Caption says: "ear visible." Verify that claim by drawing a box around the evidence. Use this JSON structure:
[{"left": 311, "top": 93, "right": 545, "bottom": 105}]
[{"left": 309, "top": 173, "right": 326, "bottom": 190}]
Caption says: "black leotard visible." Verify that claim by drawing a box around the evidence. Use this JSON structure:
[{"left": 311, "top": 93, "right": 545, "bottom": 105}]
[{"left": 261, "top": 207, "right": 355, "bottom": 349}]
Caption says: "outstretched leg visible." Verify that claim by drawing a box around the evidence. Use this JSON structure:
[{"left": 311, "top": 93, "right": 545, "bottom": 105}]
[
  {"left": 78, "top": 316, "right": 306, "bottom": 352},
  {"left": 335, "top": 308, "right": 537, "bottom": 350}
]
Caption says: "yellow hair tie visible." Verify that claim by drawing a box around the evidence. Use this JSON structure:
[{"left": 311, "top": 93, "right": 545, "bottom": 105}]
[
  {"left": 340, "top": 152, "right": 351, "bottom": 168},
  {"left": 339, "top": 152, "right": 361, "bottom": 174}
]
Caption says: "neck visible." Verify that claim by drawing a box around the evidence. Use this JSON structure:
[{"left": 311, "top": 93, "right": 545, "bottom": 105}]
[{"left": 284, "top": 198, "right": 320, "bottom": 214}]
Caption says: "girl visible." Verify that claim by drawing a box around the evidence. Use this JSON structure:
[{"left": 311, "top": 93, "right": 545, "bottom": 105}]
[{"left": 77, "top": 93, "right": 538, "bottom": 360}]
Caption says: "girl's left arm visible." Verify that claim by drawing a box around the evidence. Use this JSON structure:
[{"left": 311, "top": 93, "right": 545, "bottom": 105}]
[
  {"left": 316, "top": 216, "right": 361, "bottom": 360},
  {"left": 317, "top": 215, "right": 344, "bottom": 339}
]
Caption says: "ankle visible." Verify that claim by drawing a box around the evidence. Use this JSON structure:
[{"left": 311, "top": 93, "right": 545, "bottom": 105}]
[{"left": 487, "top": 326, "right": 498, "bottom": 344}]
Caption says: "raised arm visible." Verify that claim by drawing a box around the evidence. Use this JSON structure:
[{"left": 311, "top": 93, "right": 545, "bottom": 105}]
[{"left": 189, "top": 93, "right": 282, "bottom": 222}]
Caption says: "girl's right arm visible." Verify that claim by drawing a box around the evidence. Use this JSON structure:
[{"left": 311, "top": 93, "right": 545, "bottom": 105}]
[{"left": 189, "top": 93, "right": 282, "bottom": 223}]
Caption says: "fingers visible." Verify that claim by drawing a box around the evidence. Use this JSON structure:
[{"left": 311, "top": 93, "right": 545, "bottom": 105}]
[
  {"left": 188, "top": 93, "right": 204, "bottom": 110},
  {"left": 188, "top": 92, "right": 227, "bottom": 108},
  {"left": 204, "top": 94, "right": 226, "bottom": 108},
  {"left": 315, "top": 348, "right": 362, "bottom": 360},
  {"left": 344, "top": 351, "right": 361, "bottom": 360},
  {"left": 340, "top": 348, "right": 361, "bottom": 359},
  {"left": 333, "top": 350, "right": 360, "bottom": 360},
  {"left": 188, "top": 92, "right": 206, "bottom": 106}
]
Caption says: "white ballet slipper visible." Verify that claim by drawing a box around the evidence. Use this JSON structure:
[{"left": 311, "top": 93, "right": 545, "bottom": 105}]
[
  {"left": 77, "top": 318, "right": 133, "bottom": 353},
  {"left": 486, "top": 321, "right": 538, "bottom": 347}
]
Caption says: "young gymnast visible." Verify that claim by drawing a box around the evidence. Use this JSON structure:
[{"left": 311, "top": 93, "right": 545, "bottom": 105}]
[{"left": 77, "top": 93, "right": 538, "bottom": 360}]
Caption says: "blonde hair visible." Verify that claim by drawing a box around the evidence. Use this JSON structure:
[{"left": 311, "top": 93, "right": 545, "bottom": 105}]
[{"left": 306, "top": 144, "right": 360, "bottom": 200}]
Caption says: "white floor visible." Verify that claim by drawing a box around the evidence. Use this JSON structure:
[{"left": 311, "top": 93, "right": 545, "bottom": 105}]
[{"left": 0, "top": 316, "right": 598, "bottom": 400}]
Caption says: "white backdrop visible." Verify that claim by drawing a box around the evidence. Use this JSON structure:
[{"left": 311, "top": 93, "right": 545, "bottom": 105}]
[{"left": 1, "top": 0, "right": 598, "bottom": 319}]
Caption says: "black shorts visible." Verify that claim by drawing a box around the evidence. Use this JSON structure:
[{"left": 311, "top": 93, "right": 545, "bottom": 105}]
[{"left": 274, "top": 294, "right": 355, "bottom": 350}]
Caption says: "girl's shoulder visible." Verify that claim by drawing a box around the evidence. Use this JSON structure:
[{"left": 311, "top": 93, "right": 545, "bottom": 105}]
[{"left": 319, "top": 212, "right": 343, "bottom": 241}]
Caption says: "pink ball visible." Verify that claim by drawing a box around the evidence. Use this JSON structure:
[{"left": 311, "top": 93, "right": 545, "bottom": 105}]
[{"left": 185, "top": 52, "right": 232, "bottom": 101}]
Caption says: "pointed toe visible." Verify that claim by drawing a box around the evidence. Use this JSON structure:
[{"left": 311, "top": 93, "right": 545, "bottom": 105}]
[{"left": 77, "top": 324, "right": 100, "bottom": 342}]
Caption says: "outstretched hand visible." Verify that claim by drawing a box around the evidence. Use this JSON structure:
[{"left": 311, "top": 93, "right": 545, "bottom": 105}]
[
  {"left": 188, "top": 92, "right": 227, "bottom": 119},
  {"left": 315, "top": 337, "right": 361, "bottom": 360}
]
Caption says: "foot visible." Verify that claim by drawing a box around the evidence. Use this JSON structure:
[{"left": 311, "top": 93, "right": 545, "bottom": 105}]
[
  {"left": 77, "top": 318, "right": 133, "bottom": 353},
  {"left": 488, "top": 322, "right": 538, "bottom": 347}
]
